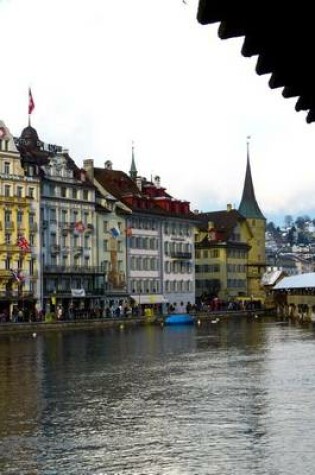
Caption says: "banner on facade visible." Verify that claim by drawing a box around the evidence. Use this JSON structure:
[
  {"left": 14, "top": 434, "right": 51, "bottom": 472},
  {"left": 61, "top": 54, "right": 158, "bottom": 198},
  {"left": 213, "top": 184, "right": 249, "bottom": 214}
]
[{"left": 71, "top": 288, "right": 86, "bottom": 297}]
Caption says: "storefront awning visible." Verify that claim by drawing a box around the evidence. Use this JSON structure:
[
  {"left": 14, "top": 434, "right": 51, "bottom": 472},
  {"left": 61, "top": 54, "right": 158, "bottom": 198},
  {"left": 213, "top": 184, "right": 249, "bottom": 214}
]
[{"left": 134, "top": 294, "right": 167, "bottom": 304}]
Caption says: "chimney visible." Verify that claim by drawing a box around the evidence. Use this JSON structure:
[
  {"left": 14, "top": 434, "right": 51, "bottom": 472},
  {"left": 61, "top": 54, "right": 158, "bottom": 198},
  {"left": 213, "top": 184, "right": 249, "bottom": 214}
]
[
  {"left": 154, "top": 175, "right": 161, "bottom": 188},
  {"left": 136, "top": 176, "right": 142, "bottom": 191},
  {"left": 104, "top": 160, "right": 112, "bottom": 170},
  {"left": 227, "top": 203, "right": 233, "bottom": 212},
  {"left": 208, "top": 221, "right": 214, "bottom": 230},
  {"left": 83, "top": 159, "right": 94, "bottom": 180}
]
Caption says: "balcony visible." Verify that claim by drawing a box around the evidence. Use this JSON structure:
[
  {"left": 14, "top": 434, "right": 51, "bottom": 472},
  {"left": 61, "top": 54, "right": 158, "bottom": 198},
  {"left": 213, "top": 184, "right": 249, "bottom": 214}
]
[
  {"left": 29, "top": 222, "right": 38, "bottom": 232},
  {"left": 4, "top": 221, "right": 14, "bottom": 231},
  {"left": 61, "top": 222, "right": 72, "bottom": 233},
  {"left": 1, "top": 196, "right": 30, "bottom": 205},
  {"left": 0, "top": 290, "right": 34, "bottom": 299},
  {"left": 44, "top": 265, "right": 104, "bottom": 274},
  {"left": 73, "top": 246, "right": 83, "bottom": 255},
  {"left": 50, "top": 244, "right": 61, "bottom": 254},
  {"left": 0, "top": 269, "right": 14, "bottom": 279},
  {"left": 85, "top": 223, "right": 94, "bottom": 233},
  {"left": 0, "top": 244, "right": 18, "bottom": 252},
  {"left": 170, "top": 252, "right": 192, "bottom": 260}
]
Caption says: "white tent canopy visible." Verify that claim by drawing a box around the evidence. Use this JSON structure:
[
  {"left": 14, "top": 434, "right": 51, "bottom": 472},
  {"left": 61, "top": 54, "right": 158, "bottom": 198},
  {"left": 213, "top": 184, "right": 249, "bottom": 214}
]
[{"left": 273, "top": 273, "right": 315, "bottom": 290}]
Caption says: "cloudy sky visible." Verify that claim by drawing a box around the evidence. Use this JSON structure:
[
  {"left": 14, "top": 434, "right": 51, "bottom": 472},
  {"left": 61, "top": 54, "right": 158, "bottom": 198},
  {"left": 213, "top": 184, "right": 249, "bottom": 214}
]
[{"left": 1, "top": 0, "right": 314, "bottom": 225}]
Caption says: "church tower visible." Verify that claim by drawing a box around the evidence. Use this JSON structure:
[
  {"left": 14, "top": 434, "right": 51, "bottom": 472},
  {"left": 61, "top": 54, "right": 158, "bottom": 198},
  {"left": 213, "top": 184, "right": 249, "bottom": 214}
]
[
  {"left": 129, "top": 141, "right": 137, "bottom": 180},
  {"left": 238, "top": 138, "right": 266, "bottom": 300}
]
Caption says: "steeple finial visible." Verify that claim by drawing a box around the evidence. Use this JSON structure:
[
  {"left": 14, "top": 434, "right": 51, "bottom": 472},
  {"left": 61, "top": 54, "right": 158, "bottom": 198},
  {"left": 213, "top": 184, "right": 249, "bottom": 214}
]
[
  {"left": 238, "top": 136, "right": 265, "bottom": 220},
  {"left": 130, "top": 140, "right": 137, "bottom": 179}
]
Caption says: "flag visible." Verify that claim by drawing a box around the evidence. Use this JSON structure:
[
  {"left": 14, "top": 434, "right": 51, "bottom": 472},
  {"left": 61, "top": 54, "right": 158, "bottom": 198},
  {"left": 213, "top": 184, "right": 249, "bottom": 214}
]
[
  {"left": 10, "top": 269, "right": 25, "bottom": 283},
  {"left": 74, "top": 221, "right": 86, "bottom": 233},
  {"left": 10, "top": 269, "right": 20, "bottom": 282},
  {"left": 28, "top": 88, "right": 35, "bottom": 115},
  {"left": 109, "top": 227, "right": 120, "bottom": 238},
  {"left": 125, "top": 226, "right": 132, "bottom": 237},
  {"left": 17, "top": 235, "right": 30, "bottom": 251}
]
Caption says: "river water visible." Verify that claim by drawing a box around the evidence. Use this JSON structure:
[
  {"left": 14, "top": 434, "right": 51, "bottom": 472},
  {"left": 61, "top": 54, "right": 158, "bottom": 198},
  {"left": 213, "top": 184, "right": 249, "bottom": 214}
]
[{"left": 1, "top": 316, "right": 315, "bottom": 475}]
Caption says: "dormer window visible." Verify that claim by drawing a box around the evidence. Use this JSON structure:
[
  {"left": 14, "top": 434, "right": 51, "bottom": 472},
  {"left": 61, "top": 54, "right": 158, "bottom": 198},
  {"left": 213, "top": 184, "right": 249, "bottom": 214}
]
[{"left": 4, "top": 162, "right": 10, "bottom": 174}]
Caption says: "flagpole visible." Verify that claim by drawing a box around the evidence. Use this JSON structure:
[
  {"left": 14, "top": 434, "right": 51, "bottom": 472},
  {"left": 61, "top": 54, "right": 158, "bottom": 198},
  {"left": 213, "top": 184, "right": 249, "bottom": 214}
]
[{"left": 28, "top": 88, "right": 35, "bottom": 127}]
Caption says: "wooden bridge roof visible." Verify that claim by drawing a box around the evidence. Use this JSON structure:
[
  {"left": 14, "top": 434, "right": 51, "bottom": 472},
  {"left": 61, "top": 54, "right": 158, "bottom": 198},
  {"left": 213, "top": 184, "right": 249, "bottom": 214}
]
[{"left": 197, "top": 1, "right": 315, "bottom": 123}]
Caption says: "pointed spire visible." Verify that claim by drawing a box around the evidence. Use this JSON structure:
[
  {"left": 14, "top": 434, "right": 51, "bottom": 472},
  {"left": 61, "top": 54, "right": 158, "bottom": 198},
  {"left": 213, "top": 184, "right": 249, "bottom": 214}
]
[
  {"left": 129, "top": 140, "right": 138, "bottom": 180},
  {"left": 238, "top": 136, "right": 265, "bottom": 219}
]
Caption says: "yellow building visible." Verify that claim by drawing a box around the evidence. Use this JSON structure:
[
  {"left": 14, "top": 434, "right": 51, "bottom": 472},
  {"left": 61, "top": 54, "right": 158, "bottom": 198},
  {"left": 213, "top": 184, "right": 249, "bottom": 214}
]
[
  {"left": 195, "top": 145, "right": 266, "bottom": 305},
  {"left": 195, "top": 207, "right": 252, "bottom": 303},
  {"left": 0, "top": 121, "right": 41, "bottom": 320}
]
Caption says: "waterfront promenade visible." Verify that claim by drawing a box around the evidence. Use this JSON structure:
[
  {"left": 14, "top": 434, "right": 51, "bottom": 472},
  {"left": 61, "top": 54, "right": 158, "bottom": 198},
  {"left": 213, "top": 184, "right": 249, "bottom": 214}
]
[{"left": 0, "top": 309, "right": 274, "bottom": 334}]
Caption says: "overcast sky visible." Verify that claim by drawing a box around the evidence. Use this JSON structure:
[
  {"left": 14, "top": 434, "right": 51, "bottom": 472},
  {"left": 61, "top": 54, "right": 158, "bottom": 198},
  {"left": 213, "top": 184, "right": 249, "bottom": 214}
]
[{"left": 1, "top": 0, "right": 315, "bottom": 225}]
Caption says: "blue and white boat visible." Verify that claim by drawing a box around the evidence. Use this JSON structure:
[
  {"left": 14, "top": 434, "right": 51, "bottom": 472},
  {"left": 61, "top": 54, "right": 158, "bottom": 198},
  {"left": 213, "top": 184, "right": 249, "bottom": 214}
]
[{"left": 164, "top": 313, "right": 195, "bottom": 325}]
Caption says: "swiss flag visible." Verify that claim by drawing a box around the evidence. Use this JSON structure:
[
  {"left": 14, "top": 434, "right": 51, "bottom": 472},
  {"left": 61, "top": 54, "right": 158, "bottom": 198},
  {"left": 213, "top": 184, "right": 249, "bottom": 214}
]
[{"left": 28, "top": 88, "right": 35, "bottom": 115}]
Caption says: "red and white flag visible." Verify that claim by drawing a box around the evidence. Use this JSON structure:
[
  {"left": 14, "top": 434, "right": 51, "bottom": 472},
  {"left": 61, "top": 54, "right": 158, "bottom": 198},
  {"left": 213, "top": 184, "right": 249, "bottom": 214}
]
[
  {"left": 74, "top": 221, "right": 85, "bottom": 233},
  {"left": 17, "top": 235, "right": 30, "bottom": 251},
  {"left": 28, "top": 88, "right": 35, "bottom": 115}
]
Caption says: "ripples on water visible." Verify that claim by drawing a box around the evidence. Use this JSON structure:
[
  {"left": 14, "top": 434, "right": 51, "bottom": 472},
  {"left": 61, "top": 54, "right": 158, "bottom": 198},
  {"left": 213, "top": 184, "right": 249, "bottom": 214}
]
[{"left": 1, "top": 317, "right": 315, "bottom": 474}]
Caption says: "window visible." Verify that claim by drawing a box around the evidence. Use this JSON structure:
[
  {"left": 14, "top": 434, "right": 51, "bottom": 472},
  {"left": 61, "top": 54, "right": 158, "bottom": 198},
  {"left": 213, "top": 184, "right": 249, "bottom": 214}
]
[
  {"left": 5, "top": 234, "right": 11, "bottom": 244},
  {"left": 5, "top": 257, "right": 11, "bottom": 270},
  {"left": 61, "top": 186, "right": 67, "bottom": 198},
  {"left": 4, "top": 185, "right": 10, "bottom": 197},
  {"left": 72, "top": 189, "right": 77, "bottom": 199},
  {"left": 83, "top": 190, "right": 89, "bottom": 200},
  {"left": 103, "top": 240, "right": 108, "bottom": 252},
  {"left": 50, "top": 255, "right": 57, "bottom": 266},
  {"left": 17, "top": 186, "right": 23, "bottom": 197},
  {"left": 103, "top": 221, "right": 108, "bottom": 233},
  {"left": 30, "top": 259, "right": 35, "bottom": 276},
  {"left": 28, "top": 188, "right": 34, "bottom": 198},
  {"left": 4, "top": 162, "right": 10, "bottom": 174},
  {"left": 50, "top": 209, "right": 56, "bottom": 222},
  {"left": 17, "top": 211, "right": 23, "bottom": 223}
]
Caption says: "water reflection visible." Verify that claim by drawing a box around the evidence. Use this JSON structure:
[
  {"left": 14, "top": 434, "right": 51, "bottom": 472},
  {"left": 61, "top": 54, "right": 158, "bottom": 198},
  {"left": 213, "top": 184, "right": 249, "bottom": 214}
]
[{"left": 1, "top": 318, "right": 315, "bottom": 474}]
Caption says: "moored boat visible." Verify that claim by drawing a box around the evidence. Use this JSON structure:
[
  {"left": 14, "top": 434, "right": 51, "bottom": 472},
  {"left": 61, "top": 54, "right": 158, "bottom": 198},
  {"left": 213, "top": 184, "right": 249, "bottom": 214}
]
[{"left": 164, "top": 313, "right": 195, "bottom": 325}]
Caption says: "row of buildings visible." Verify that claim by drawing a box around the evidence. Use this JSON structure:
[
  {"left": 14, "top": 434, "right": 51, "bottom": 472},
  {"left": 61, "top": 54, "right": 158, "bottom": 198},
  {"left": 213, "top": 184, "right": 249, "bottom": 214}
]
[{"left": 0, "top": 119, "right": 266, "bottom": 319}]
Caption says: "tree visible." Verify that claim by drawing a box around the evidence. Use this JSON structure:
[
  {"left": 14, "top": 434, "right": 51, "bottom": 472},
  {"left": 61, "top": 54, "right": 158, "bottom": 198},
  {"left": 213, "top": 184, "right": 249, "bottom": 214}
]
[
  {"left": 266, "top": 221, "right": 276, "bottom": 233},
  {"left": 284, "top": 215, "right": 293, "bottom": 228}
]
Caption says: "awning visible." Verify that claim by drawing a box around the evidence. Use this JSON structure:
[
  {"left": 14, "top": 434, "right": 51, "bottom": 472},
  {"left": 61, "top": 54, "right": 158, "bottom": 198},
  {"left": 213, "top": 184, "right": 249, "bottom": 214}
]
[{"left": 133, "top": 294, "right": 168, "bottom": 304}]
